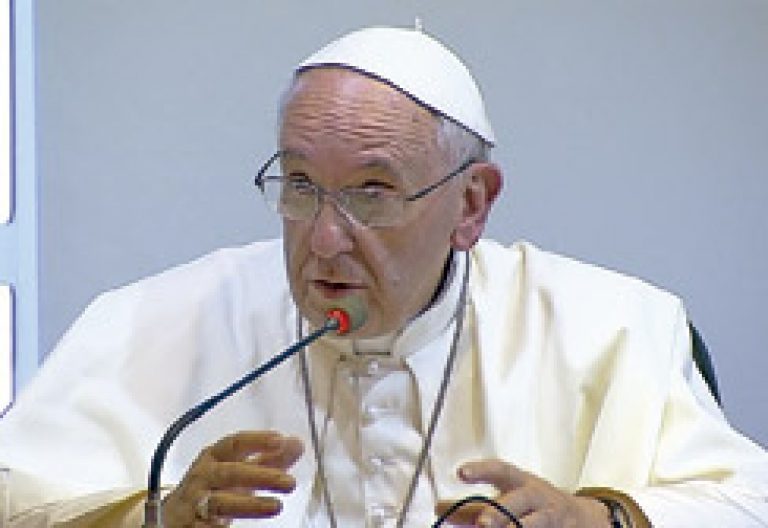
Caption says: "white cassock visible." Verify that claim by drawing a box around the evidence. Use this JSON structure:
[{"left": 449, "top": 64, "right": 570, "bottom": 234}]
[{"left": 0, "top": 239, "right": 766, "bottom": 527}]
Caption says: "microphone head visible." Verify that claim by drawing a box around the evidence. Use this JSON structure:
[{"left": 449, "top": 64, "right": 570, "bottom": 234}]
[{"left": 325, "top": 296, "right": 368, "bottom": 335}]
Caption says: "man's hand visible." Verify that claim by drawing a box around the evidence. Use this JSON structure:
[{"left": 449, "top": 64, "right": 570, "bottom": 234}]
[
  {"left": 435, "top": 459, "right": 610, "bottom": 527},
  {"left": 162, "top": 430, "right": 303, "bottom": 527}
]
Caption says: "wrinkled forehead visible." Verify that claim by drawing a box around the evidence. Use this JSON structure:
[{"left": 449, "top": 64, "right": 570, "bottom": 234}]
[
  {"left": 282, "top": 67, "right": 438, "bottom": 129},
  {"left": 279, "top": 68, "right": 440, "bottom": 166}
]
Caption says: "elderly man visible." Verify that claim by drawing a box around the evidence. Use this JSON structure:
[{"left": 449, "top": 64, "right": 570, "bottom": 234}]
[{"left": 2, "top": 26, "right": 768, "bottom": 528}]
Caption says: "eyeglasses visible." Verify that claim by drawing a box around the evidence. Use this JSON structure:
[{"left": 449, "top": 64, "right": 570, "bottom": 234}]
[{"left": 254, "top": 152, "right": 476, "bottom": 227}]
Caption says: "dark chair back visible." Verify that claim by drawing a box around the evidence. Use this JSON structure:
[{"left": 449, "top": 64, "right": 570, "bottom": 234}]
[{"left": 689, "top": 322, "right": 721, "bottom": 406}]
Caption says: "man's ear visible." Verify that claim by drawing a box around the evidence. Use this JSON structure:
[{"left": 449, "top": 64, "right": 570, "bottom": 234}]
[{"left": 450, "top": 162, "right": 503, "bottom": 251}]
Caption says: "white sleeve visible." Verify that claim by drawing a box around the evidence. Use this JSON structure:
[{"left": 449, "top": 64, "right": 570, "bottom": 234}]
[
  {"left": 630, "top": 314, "right": 768, "bottom": 527},
  {"left": 8, "top": 489, "right": 145, "bottom": 527}
]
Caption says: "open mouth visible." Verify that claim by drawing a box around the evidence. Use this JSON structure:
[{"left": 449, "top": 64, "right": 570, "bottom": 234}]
[{"left": 312, "top": 279, "right": 363, "bottom": 299}]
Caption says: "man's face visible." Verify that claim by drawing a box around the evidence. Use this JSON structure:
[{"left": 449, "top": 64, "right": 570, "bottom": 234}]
[{"left": 280, "top": 68, "right": 466, "bottom": 338}]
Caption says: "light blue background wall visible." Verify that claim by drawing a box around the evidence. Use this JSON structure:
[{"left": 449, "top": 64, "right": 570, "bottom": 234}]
[{"left": 31, "top": 1, "right": 767, "bottom": 445}]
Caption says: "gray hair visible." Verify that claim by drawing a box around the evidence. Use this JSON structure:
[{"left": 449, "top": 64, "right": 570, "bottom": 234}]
[{"left": 434, "top": 114, "right": 491, "bottom": 168}]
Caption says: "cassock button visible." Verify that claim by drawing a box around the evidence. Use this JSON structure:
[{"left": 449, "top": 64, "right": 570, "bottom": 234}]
[
  {"left": 367, "top": 503, "right": 396, "bottom": 527},
  {"left": 369, "top": 455, "right": 385, "bottom": 470},
  {"left": 367, "top": 359, "right": 381, "bottom": 377},
  {"left": 363, "top": 403, "right": 394, "bottom": 423}
]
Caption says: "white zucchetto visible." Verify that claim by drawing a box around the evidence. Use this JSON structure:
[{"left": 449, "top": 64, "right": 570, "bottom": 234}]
[{"left": 297, "top": 26, "right": 496, "bottom": 145}]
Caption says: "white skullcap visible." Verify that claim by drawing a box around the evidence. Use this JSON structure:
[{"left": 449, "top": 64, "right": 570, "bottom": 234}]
[{"left": 297, "top": 26, "right": 496, "bottom": 146}]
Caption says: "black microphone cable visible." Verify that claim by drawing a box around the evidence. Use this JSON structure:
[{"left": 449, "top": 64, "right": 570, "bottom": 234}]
[
  {"left": 431, "top": 495, "right": 523, "bottom": 528},
  {"left": 142, "top": 314, "right": 344, "bottom": 527}
]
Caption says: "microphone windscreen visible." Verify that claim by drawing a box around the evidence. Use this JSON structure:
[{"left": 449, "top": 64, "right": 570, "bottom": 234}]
[{"left": 327, "top": 295, "right": 368, "bottom": 335}]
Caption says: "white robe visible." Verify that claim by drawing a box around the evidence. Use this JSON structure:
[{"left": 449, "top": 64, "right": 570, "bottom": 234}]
[{"left": 0, "top": 238, "right": 766, "bottom": 527}]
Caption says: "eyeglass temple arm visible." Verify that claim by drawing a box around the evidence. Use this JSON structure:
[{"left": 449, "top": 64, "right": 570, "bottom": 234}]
[
  {"left": 405, "top": 158, "right": 477, "bottom": 202},
  {"left": 254, "top": 151, "right": 283, "bottom": 188}
]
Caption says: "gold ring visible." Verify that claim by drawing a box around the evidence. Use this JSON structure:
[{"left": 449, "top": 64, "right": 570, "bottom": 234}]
[
  {"left": 195, "top": 491, "right": 212, "bottom": 521},
  {"left": 195, "top": 493, "right": 231, "bottom": 526}
]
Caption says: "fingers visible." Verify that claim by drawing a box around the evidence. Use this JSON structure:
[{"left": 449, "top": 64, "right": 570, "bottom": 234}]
[
  {"left": 165, "top": 431, "right": 304, "bottom": 526},
  {"left": 434, "top": 460, "right": 529, "bottom": 526},
  {"left": 448, "top": 460, "right": 602, "bottom": 527},
  {"left": 447, "top": 460, "right": 549, "bottom": 527},
  {"left": 207, "top": 431, "right": 303, "bottom": 475},
  {"left": 458, "top": 459, "right": 529, "bottom": 491},
  {"left": 475, "top": 491, "right": 537, "bottom": 527},
  {"left": 251, "top": 436, "right": 304, "bottom": 470},
  {"left": 204, "top": 490, "right": 283, "bottom": 519},
  {"left": 201, "top": 431, "right": 302, "bottom": 495},
  {"left": 514, "top": 509, "right": 557, "bottom": 528},
  {"left": 206, "top": 461, "right": 296, "bottom": 493},
  {"left": 208, "top": 430, "right": 296, "bottom": 462}
]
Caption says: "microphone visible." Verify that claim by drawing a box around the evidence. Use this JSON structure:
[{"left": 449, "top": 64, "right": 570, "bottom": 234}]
[
  {"left": 143, "top": 300, "right": 367, "bottom": 527},
  {"left": 324, "top": 294, "right": 367, "bottom": 335}
]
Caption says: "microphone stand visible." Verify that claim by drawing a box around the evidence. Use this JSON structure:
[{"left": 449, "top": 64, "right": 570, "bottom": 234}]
[{"left": 143, "top": 316, "right": 340, "bottom": 527}]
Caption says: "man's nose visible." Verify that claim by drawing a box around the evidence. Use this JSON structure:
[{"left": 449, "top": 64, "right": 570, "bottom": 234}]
[{"left": 309, "top": 199, "right": 354, "bottom": 259}]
